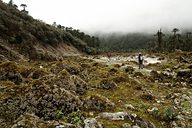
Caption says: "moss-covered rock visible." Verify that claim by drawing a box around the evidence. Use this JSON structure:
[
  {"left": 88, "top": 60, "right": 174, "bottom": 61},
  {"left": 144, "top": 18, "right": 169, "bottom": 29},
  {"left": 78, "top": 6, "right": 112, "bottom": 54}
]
[
  {"left": 28, "top": 68, "right": 48, "bottom": 79},
  {"left": 97, "top": 79, "right": 117, "bottom": 89},
  {"left": 70, "top": 75, "right": 88, "bottom": 95},
  {"left": 50, "top": 61, "right": 82, "bottom": 75},
  {"left": 125, "top": 66, "right": 135, "bottom": 74},
  {"left": 140, "top": 93, "right": 155, "bottom": 102},
  {"left": 0, "top": 80, "right": 82, "bottom": 121},
  {"left": 11, "top": 113, "right": 76, "bottom": 128},
  {"left": 0, "top": 61, "right": 23, "bottom": 84},
  {"left": 83, "top": 94, "right": 114, "bottom": 111}
]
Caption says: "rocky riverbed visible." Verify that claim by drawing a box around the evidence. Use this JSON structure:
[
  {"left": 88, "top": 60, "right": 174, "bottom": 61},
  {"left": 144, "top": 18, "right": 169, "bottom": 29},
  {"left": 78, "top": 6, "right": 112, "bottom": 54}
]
[{"left": 0, "top": 51, "right": 192, "bottom": 128}]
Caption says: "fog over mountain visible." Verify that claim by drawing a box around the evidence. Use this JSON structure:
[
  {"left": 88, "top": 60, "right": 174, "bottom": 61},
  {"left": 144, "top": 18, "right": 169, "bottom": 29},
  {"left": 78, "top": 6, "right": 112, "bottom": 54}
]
[{"left": 3, "top": 0, "right": 192, "bottom": 33}]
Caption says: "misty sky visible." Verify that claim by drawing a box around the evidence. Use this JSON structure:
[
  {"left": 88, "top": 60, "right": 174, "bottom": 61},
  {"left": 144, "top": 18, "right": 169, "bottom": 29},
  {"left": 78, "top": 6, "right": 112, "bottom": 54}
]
[{"left": 2, "top": 0, "right": 192, "bottom": 33}]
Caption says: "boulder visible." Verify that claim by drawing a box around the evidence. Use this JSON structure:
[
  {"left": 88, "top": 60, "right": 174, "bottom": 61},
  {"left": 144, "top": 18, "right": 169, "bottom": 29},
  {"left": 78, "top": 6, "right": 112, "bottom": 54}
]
[
  {"left": 98, "top": 112, "right": 156, "bottom": 127},
  {"left": 125, "top": 66, "right": 135, "bottom": 74},
  {"left": 134, "top": 117, "right": 156, "bottom": 128},
  {"left": 84, "top": 118, "right": 103, "bottom": 128},
  {"left": 122, "top": 123, "right": 131, "bottom": 128},
  {"left": 125, "top": 104, "right": 137, "bottom": 111},
  {"left": 84, "top": 94, "right": 114, "bottom": 111},
  {"left": 98, "top": 112, "right": 129, "bottom": 120},
  {"left": 97, "top": 79, "right": 117, "bottom": 89}
]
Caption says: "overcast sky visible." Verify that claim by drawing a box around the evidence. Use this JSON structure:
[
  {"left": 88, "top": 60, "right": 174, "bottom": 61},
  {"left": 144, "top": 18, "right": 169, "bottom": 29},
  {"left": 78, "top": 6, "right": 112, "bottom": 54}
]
[{"left": 2, "top": 0, "right": 192, "bottom": 33}]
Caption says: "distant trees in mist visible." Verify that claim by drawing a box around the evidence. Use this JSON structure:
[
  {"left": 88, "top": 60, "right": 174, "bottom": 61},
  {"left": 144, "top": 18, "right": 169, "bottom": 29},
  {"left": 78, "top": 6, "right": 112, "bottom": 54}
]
[
  {"left": 154, "top": 28, "right": 192, "bottom": 52},
  {"left": 98, "top": 33, "right": 154, "bottom": 52},
  {"left": 97, "top": 28, "right": 192, "bottom": 52}
]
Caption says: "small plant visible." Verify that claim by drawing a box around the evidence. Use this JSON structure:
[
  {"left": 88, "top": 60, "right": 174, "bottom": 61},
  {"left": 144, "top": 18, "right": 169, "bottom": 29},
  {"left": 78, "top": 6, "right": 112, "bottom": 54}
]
[
  {"left": 67, "top": 111, "right": 83, "bottom": 126},
  {"left": 162, "top": 107, "right": 177, "bottom": 121},
  {"left": 55, "top": 110, "right": 64, "bottom": 119},
  {"left": 150, "top": 107, "right": 177, "bottom": 122},
  {"left": 151, "top": 109, "right": 160, "bottom": 119}
]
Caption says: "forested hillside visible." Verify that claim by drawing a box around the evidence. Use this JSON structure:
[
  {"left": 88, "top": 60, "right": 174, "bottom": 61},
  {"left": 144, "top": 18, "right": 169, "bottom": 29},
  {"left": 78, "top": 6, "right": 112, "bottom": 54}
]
[
  {"left": 98, "top": 33, "right": 153, "bottom": 52},
  {"left": 0, "top": 0, "right": 100, "bottom": 61}
]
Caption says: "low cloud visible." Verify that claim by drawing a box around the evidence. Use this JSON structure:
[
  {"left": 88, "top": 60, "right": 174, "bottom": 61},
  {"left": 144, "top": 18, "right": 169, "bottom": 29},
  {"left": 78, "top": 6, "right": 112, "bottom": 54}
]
[{"left": 3, "top": 0, "right": 192, "bottom": 33}]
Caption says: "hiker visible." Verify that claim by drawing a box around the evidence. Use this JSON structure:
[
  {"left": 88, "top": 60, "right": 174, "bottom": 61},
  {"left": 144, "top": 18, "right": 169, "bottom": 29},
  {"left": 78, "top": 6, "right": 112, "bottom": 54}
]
[
  {"left": 138, "top": 53, "right": 144, "bottom": 69},
  {"left": 107, "top": 52, "right": 111, "bottom": 59}
]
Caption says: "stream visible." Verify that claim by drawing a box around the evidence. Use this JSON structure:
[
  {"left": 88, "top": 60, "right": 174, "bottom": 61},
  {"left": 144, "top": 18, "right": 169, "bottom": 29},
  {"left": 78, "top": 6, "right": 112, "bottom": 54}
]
[{"left": 86, "top": 55, "right": 162, "bottom": 73}]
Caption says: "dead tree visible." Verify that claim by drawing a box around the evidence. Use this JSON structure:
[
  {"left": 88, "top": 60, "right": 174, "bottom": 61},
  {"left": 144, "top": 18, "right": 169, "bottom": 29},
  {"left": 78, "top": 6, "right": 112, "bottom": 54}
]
[{"left": 154, "top": 29, "right": 165, "bottom": 51}]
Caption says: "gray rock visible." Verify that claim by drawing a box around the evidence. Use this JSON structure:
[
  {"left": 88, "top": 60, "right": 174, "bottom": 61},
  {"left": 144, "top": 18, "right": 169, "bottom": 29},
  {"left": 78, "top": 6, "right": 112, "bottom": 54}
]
[
  {"left": 0, "top": 54, "right": 8, "bottom": 61},
  {"left": 135, "top": 119, "right": 150, "bottom": 128},
  {"left": 135, "top": 118, "right": 156, "bottom": 128},
  {"left": 55, "top": 124, "right": 76, "bottom": 128},
  {"left": 125, "top": 104, "right": 136, "bottom": 111},
  {"left": 122, "top": 123, "right": 131, "bottom": 128},
  {"left": 55, "top": 125, "right": 65, "bottom": 128},
  {"left": 132, "top": 125, "right": 141, "bottom": 128},
  {"left": 98, "top": 112, "right": 128, "bottom": 120},
  {"left": 84, "top": 118, "right": 103, "bottom": 128}
]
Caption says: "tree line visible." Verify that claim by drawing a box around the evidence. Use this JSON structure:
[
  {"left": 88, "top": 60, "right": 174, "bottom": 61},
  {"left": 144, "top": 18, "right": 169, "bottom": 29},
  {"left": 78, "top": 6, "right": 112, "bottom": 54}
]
[
  {"left": 97, "top": 28, "right": 192, "bottom": 52},
  {"left": 53, "top": 22, "right": 101, "bottom": 49},
  {"left": 152, "top": 28, "right": 192, "bottom": 52},
  {"left": 8, "top": 0, "right": 28, "bottom": 13}
]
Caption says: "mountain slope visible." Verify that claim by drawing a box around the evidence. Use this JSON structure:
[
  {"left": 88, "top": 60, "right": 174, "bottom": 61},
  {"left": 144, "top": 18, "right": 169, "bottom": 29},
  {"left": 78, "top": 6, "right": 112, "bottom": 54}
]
[{"left": 0, "top": 1, "right": 96, "bottom": 61}]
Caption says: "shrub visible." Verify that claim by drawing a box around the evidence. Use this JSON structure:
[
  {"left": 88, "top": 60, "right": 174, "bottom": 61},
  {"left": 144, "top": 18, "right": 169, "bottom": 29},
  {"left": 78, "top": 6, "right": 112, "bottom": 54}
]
[
  {"left": 55, "top": 110, "right": 64, "bottom": 119},
  {"left": 66, "top": 111, "right": 83, "bottom": 126},
  {"left": 149, "top": 107, "right": 177, "bottom": 122},
  {"left": 162, "top": 107, "right": 177, "bottom": 121}
]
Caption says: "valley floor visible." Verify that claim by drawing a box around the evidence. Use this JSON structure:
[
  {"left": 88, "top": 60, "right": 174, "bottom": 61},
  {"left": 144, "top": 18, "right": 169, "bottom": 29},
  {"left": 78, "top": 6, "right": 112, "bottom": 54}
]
[{"left": 0, "top": 51, "right": 192, "bottom": 128}]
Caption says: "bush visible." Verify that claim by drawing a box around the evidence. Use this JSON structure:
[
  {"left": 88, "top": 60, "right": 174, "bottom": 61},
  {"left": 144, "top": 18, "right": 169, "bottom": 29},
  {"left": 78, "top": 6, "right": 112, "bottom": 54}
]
[
  {"left": 149, "top": 107, "right": 177, "bottom": 122},
  {"left": 162, "top": 107, "right": 177, "bottom": 121},
  {"left": 55, "top": 110, "right": 64, "bottom": 119},
  {"left": 66, "top": 111, "right": 83, "bottom": 126}
]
